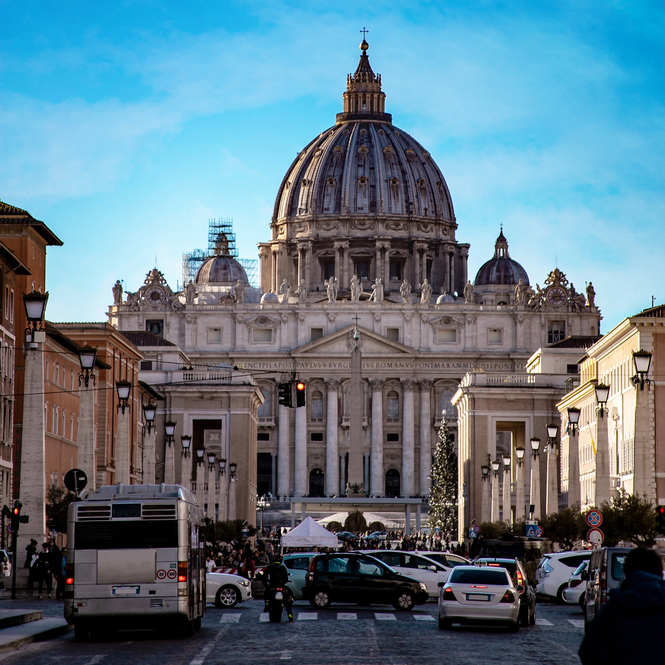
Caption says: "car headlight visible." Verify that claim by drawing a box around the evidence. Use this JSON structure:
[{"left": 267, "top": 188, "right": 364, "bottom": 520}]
[
  {"left": 238, "top": 579, "right": 250, "bottom": 587},
  {"left": 419, "top": 582, "right": 427, "bottom": 591}
]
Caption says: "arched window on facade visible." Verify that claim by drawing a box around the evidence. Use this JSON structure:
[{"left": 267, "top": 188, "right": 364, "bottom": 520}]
[
  {"left": 385, "top": 469, "right": 401, "bottom": 498},
  {"left": 258, "top": 388, "right": 271, "bottom": 418},
  {"left": 311, "top": 390, "right": 324, "bottom": 420},
  {"left": 387, "top": 391, "right": 400, "bottom": 420}
]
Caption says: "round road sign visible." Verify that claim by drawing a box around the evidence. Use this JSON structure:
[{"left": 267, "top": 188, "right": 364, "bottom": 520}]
[
  {"left": 587, "top": 527, "right": 604, "bottom": 545},
  {"left": 157, "top": 569, "right": 166, "bottom": 580},
  {"left": 586, "top": 510, "right": 603, "bottom": 527},
  {"left": 535, "top": 526, "right": 543, "bottom": 537},
  {"left": 167, "top": 569, "right": 177, "bottom": 579},
  {"left": 64, "top": 468, "right": 88, "bottom": 494}
]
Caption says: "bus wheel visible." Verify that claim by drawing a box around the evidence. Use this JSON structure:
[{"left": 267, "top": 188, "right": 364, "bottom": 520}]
[
  {"left": 180, "top": 620, "right": 195, "bottom": 638},
  {"left": 74, "top": 623, "right": 91, "bottom": 642}
]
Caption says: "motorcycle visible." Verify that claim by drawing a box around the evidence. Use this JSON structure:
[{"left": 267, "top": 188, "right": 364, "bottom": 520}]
[{"left": 267, "top": 586, "right": 285, "bottom": 623}]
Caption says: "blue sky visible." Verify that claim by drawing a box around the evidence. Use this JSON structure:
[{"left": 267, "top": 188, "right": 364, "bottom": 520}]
[{"left": 1, "top": 0, "right": 664, "bottom": 331}]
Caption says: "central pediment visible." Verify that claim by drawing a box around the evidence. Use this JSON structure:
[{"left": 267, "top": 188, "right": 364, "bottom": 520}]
[{"left": 293, "top": 325, "right": 416, "bottom": 357}]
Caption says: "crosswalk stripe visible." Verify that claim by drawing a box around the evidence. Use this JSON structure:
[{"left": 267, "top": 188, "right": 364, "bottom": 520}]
[
  {"left": 259, "top": 612, "right": 270, "bottom": 622},
  {"left": 414, "top": 615, "right": 436, "bottom": 621},
  {"left": 375, "top": 613, "right": 397, "bottom": 620},
  {"left": 535, "top": 618, "right": 553, "bottom": 626},
  {"left": 297, "top": 612, "right": 318, "bottom": 621},
  {"left": 568, "top": 619, "right": 585, "bottom": 628},
  {"left": 337, "top": 613, "right": 357, "bottom": 620},
  {"left": 220, "top": 614, "right": 241, "bottom": 623}
]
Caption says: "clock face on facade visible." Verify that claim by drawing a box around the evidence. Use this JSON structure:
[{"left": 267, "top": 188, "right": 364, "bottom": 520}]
[
  {"left": 546, "top": 286, "right": 567, "bottom": 307},
  {"left": 145, "top": 286, "right": 166, "bottom": 305}
]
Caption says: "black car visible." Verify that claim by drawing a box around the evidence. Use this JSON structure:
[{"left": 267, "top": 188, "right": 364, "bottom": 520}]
[
  {"left": 474, "top": 557, "right": 536, "bottom": 627},
  {"left": 303, "top": 552, "right": 429, "bottom": 611}
]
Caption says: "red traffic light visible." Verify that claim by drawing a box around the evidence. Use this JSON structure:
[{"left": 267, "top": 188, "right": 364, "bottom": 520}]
[
  {"left": 296, "top": 382, "right": 305, "bottom": 391},
  {"left": 12, "top": 508, "right": 19, "bottom": 516},
  {"left": 658, "top": 506, "right": 665, "bottom": 515}
]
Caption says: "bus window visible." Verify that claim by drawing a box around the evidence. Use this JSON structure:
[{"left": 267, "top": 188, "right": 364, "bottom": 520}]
[{"left": 75, "top": 520, "right": 178, "bottom": 550}]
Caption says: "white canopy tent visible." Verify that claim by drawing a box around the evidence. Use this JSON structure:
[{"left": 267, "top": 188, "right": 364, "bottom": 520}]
[
  {"left": 317, "top": 512, "right": 402, "bottom": 529},
  {"left": 281, "top": 516, "right": 340, "bottom": 549}
]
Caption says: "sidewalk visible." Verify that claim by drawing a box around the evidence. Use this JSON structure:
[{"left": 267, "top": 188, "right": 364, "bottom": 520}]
[{"left": 0, "top": 600, "right": 71, "bottom": 653}]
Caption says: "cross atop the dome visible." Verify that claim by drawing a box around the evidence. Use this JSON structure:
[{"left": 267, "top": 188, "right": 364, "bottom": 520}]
[{"left": 360, "top": 27, "right": 368, "bottom": 39}]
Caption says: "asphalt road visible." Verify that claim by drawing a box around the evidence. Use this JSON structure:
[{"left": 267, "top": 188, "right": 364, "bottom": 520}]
[{"left": 0, "top": 598, "right": 585, "bottom": 665}]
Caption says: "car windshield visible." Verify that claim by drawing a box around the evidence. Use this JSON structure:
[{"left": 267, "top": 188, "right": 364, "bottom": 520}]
[
  {"left": 450, "top": 569, "right": 509, "bottom": 585},
  {"left": 477, "top": 560, "right": 516, "bottom": 575}
]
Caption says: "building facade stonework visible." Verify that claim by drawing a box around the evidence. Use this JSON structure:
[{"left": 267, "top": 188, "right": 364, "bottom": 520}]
[{"left": 109, "top": 43, "right": 601, "bottom": 529}]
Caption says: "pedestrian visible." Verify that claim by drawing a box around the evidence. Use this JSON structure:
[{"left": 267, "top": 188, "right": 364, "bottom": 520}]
[
  {"left": 239, "top": 543, "right": 255, "bottom": 580},
  {"left": 24, "top": 539, "right": 37, "bottom": 568},
  {"left": 50, "top": 543, "right": 63, "bottom": 600},
  {"left": 56, "top": 548, "right": 67, "bottom": 601},
  {"left": 579, "top": 547, "right": 665, "bottom": 665},
  {"left": 36, "top": 543, "right": 53, "bottom": 599}
]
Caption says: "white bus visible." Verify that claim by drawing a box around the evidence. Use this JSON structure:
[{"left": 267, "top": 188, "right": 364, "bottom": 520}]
[{"left": 64, "top": 484, "right": 206, "bottom": 641}]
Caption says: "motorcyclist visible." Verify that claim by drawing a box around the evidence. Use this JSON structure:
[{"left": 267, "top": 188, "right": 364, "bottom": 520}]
[{"left": 261, "top": 554, "right": 293, "bottom": 621}]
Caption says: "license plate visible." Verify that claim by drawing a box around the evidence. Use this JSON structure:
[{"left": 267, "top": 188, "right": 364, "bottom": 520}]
[
  {"left": 274, "top": 592, "right": 283, "bottom": 600},
  {"left": 113, "top": 586, "right": 140, "bottom": 595},
  {"left": 466, "top": 594, "right": 491, "bottom": 602}
]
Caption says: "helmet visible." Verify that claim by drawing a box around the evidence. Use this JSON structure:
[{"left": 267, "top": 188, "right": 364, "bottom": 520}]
[{"left": 274, "top": 554, "right": 283, "bottom": 564}]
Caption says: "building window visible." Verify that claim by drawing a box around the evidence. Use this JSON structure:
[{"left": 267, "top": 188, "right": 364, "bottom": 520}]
[
  {"left": 3, "top": 286, "right": 7, "bottom": 319},
  {"left": 354, "top": 260, "right": 370, "bottom": 281},
  {"left": 437, "top": 328, "right": 457, "bottom": 343},
  {"left": 146, "top": 320, "right": 163, "bottom": 336},
  {"left": 310, "top": 328, "right": 324, "bottom": 342},
  {"left": 389, "top": 260, "right": 402, "bottom": 281},
  {"left": 322, "top": 260, "right": 335, "bottom": 281},
  {"left": 387, "top": 391, "right": 399, "bottom": 420},
  {"left": 311, "top": 391, "right": 324, "bottom": 419},
  {"left": 9, "top": 290, "right": 13, "bottom": 323},
  {"left": 386, "top": 328, "right": 399, "bottom": 343},
  {"left": 386, "top": 432, "right": 400, "bottom": 442},
  {"left": 140, "top": 360, "right": 153, "bottom": 371},
  {"left": 253, "top": 328, "right": 273, "bottom": 343},
  {"left": 257, "top": 432, "right": 270, "bottom": 441},
  {"left": 488, "top": 329, "right": 502, "bottom": 345},
  {"left": 258, "top": 389, "right": 272, "bottom": 418},
  {"left": 548, "top": 321, "right": 566, "bottom": 344},
  {"left": 310, "top": 432, "right": 324, "bottom": 442},
  {"left": 207, "top": 328, "right": 222, "bottom": 343},
  {"left": 567, "top": 364, "right": 579, "bottom": 374},
  {"left": 440, "top": 389, "right": 455, "bottom": 419}
]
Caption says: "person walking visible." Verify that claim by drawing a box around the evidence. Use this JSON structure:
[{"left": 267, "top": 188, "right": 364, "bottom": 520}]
[
  {"left": 579, "top": 547, "right": 665, "bottom": 664},
  {"left": 239, "top": 543, "right": 255, "bottom": 580},
  {"left": 56, "top": 548, "right": 67, "bottom": 601},
  {"left": 36, "top": 543, "right": 53, "bottom": 599},
  {"left": 50, "top": 543, "right": 63, "bottom": 601}
]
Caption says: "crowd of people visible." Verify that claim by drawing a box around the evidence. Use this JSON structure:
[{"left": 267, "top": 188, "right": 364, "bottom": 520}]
[{"left": 24, "top": 538, "right": 66, "bottom": 600}]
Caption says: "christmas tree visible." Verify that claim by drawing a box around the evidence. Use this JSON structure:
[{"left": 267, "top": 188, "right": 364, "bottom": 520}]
[{"left": 428, "top": 414, "right": 458, "bottom": 539}]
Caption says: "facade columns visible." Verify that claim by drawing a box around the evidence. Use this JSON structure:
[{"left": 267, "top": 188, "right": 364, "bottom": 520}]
[
  {"left": 271, "top": 452, "right": 278, "bottom": 497},
  {"left": 179, "top": 451, "right": 190, "bottom": 492},
  {"left": 325, "top": 379, "right": 340, "bottom": 496},
  {"left": 502, "top": 462, "right": 512, "bottom": 524},
  {"left": 530, "top": 448, "right": 542, "bottom": 520},
  {"left": 401, "top": 380, "right": 417, "bottom": 497},
  {"left": 339, "top": 453, "right": 346, "bottom": 495},
  {"left": 334, "top": 241, "right": 349, "bottom": 290},
  {"left": 481, "top": 472, "right": 490, "bottom": 523},
  {"left": 595, "top": 414, "right": 611, "bottom": 506},
  {"left": 278, "top": 404, "right": 291, "bottom": 496},
  {"left": 116, "top": 408, "right": 130, "bottom": 485},
  {"left": 419, "top": 380, "right": 432, "bottom": 496},
  {"left": 515, "top": 455, "right": 526, "bottom": 523},
  {"left": 294, "top": 405, "right": 307, "bottom": 496},
  {"left": 164, "top": 438, "right": 175, "bottom": 485},
  {"left": 491, "top": 465, "right": 500, "bottom": 522},
  {"left": 363, "top": 452, "right": 370, "bottom": 492},
  {"left": 78, "top": 381, "right": 96, "bottom": 490},
  {"left": 546, "top": 441, "right": 558, "bottom": 515},
  {"left": 369, "top": 379, "right": 384, "bottom": 497},
  {"left": 448, "top": 251, "right": 456, "bottom": 296}
]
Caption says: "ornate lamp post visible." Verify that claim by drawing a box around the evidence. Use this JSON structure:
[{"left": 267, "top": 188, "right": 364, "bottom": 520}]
[
  {"left": 529, "top": 437, "right": 541, "bottom": 520},
  {"left": 115, "top": 380, "right": 132, "bottom": 485},
  {"left": 228, "top": 462, "right": 238, "bottom": 521},
  {"left": 141, "top": 400, "right": 157, "bottom": 484},
  {"left": 631, "top": 350, "right": 652, "bottom": 390},
  {"left": 545, "top": 424, "right": 559, "bottom": 515},
  {"left": 77, "top": 345, "right": 98, "bottom": 490},
  {"left": 566, "top": 406, "right": 581, "bottom": 508},
  {"left": 490, "top": 459, "right": 500, "bottom": 522},
  {"left": 595, "top": 382, "right": 611, "bottom": 505},
  {"left": 480, "top": 464, "right": 490, "bottom": 523},
  {"left": 502, "top": 454, "right": 512, "bottom": 525},
  {"left": 257, "top": 496, "right": 270, "bottom": 535},
  {"left": 18, "top": 291, "right": 48, "bottom": 559},
  {"left": 181, "top": 434, "right": 192, "bottom": 457},
  {"left": 206, "top": 452, "right": 217, "bottom": 519},
  {"left": 515, "top": 447, "right": 525, "bottom": 523}
]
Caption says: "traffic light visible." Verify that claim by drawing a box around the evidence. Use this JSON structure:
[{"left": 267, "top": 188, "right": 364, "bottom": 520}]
[
  {"left": 295, "top": 381, "right": 306, "bottom": 408},
  {"left": 656, "top": 505, "right": 665, "bottom": 534},
  {"left": 278, "top": 382, "right": 293, "bottom": 408}
]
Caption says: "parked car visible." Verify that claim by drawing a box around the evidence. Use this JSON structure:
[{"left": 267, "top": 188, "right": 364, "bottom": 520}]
[
  {"left": 206, "top": 571, "right": 252, "bottom": 608},
  {"left": 0, "top": 550, "right": 11, "bottom": 578},
  {"left": 562, "top": 560, "right": 588, "bottom": 610},
  {"left": 367, "top": 531, "right": 387, "bottom": 540},
  {"left": 474, "top": 557, "right": 536, "bottom": 626},
  {"left": 535, "top": 551, "right": 592, "bottom": 603},
  {"left": 415, "top": 551, "right": 470, "bottom": 569},
  {"left": 335, "top": 531, "right": 356, "bottom": 540},
  {"left": 359, "top": 549, "right": 453, "bottom": 597},
  {"left": 303, "top": 552, "right": 428, "bottom": 610},
  {"left": 438, "top": 565, "right": 520, "bottom": 632},
  {"left": 283, "top": 552, "right": 317, "bottom": 600}
]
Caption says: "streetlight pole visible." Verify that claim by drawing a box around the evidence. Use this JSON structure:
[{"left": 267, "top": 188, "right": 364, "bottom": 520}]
[
  {"left": 219, "top": 458, "right": 227, "bottom": 521},
  {"left": 164, "top": 421, "right": 176, "bottom": 484},
  {"left": 228, "top": 462, "right": 238, "bottom": 521},
  {"left": 180, "top": 434, "right": 191, "bottom": 491},
  {"left": 490, "top": 459, "right": 500, "bottom": 522},
  {"left": 115, "top": 380, "right": 132, "bottom": 485},
  {"left": 142, "top": 400, "right": 157, "bottom": 484},
  {"left": 529, "top": 438, "right": 541, "bottom": 520},
  {"left": 502, "top": 454, "right": 512, "bottom": 525},
  {"left": 77, "top": 345, "right": 97, "bottom": 491},
  {"left": 207, "top": 452, "right": 216, "bottom": 521},
  {"left": 594, "top": 383, "right": 611, "bottom": 506},
  {"left": 546, "top": 424, "right": 560, "bottom": 515},
  {"left": 480, "top": 465, "right": 490, "bottom": 523},
  {"left": 18, "top": 291, "right": 48, "bottom": 559},
  {"left": 515, "top": 447, "right": 525, "bottom": 523}
]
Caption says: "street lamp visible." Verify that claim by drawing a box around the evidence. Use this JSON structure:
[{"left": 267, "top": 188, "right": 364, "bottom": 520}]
[
  {"left": 631, "top": 350, "right": 652, "bottom": 390},
  {"left": 515, "top": 447, "right": 525, "bottom": 465},
  {"left": 143, "top": 401, "right": 156, "bottom": 433},
  {"left": 567, "top": 408, "right": 580, "bottom": 435},
  {"left": 502, "top": 454, "right": 511, "bottom": 469},
  {"left": 491, "top": 460, "right": 500, "bottom": 475},
  {"left": 78, "top": 345, "right": 97, "bottom": 387},
  {"left": 257, "top": 496, "right": 270, "bottom": 534},
  {"left": 116, "top": 380, "right": 132, "bottom": 415},
  {"left": 595, "top": 383, "right": 610, "bottom": 417},
  {"left": 207, "top": 452, "right": 216, "bottom": 471},
  {"left": 229, "top": 462, "right": 237, "bottom": 479},
  {"left": 530, "top": 437, "right": 540, "bottom": 457},
  {"left": 481, "top": 464, "right": 490, "bottom": 480},
  {"left": 23, "top": 290, "right": 48, "bottom": 344},
  {"left": 181, "top": 434, "right": 191, "bottom": 458},
  {"left": 196, "top": 448, "right": 205, "bottom": 466},
  {"left": 219, "top": 458, "right": 227, "bottom": 475},
  {"left": 165, "top": 420, "right": 176, "bottom": 447}
]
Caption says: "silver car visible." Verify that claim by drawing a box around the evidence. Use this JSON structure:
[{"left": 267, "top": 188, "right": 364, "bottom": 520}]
[{"left": 438, "top": 565, "right": 520, "bottom": 632}]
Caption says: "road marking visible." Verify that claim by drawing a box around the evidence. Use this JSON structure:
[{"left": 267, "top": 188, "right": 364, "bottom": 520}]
[
  {"left": 535, "top": 618, "right": 553, "bottom": 626},
  {"left": 189, "top": 629, "right": 225, "bottom": 665},
  {"left": 297, "top": 612, "right": 318, "bottom": 620},
  {"left": 221, "top": 614, "right": 241, "bottom": 623},
  {"left": 414, "top": 615, "right": 436, "bottom": 621},
  {"left": 279, "top": 652, "right": 292, "bottom": 660},
  {"left": 337, "top": 612, "right": 357, "bottom": 620},
  {"left": 568, "top": 619, "right": 585, "bottom": 628},
  {"left": 259, "top": 612, "right": 270, "bottom": 622},
  {"left": 83, "top": 657, "right": 106, "bottom": 665},
  {"left": 375, "top": 613, "right": 397, "bottom": 620}
]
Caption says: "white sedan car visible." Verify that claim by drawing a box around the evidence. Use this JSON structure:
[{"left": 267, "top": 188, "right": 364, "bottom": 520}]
[
  {"left": 562, "top": 561, "right": 588, "bottom": 609},
  {"left": 206, "top": 572, "right": 252, "bottom": 608},
  {"left": 438, "top": 565, "right": 520, "bottom": 632}
]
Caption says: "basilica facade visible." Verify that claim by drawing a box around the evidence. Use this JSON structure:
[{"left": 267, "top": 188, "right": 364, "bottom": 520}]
[{"left": 109, "top": 41, "right": 601, "bottom": 529}]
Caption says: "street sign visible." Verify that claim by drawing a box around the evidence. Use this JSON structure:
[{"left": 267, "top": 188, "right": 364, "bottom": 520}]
[
  {"left": 64, "top": 468, "right": 88, "bottom": 494},
  {"left": 585, "top": 510, "right": 603, "bottom": 527},
  {"left": 468, "top": 525, "right": 480, "bottom": 539},
  {"left": 587, "top": 527, "right": 604, "bottom": 545},
  {"left": 526, "top": 524, "right": 543, "bottom": 538}
]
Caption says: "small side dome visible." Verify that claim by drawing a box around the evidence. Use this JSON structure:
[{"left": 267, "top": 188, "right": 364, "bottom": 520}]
[
  {"left": 436, "top": 291, "right": 455, "bottom": 304},
  {"left": 260, "top": 290, "right": 279, "bottom": 304},
  {"left": 474, "top": 229, "right": 529, "bottom": 286},
  {"left": 195, "top": 256, "right": 248, "bottom": 285}
]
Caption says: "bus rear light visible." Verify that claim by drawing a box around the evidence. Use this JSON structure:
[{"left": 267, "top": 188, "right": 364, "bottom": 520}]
[
  {"left": 178, "top": 561, "right": 187, "bottom": 582},
  {"left": 66, "top": 578, "right": 74, "bottom": 585},
  {"left": 65, "top": 563, "right": 74, "bottom": 586}
]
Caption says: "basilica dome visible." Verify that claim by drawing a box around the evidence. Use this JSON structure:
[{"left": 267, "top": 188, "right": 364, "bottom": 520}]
[
  {"left": 195, "top": 233, "right": 249, "bottom": 285},
  {"left": 474, "top": 230, "right": 529, "bottom": 286},
  {"left": 272, "top": 44, "right": 455, "bottom": 228}
]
